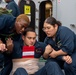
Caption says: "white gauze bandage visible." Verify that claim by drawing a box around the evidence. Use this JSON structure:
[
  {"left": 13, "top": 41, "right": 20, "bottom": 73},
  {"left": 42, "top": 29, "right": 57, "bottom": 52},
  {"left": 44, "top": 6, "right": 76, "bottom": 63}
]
[{"left": 11, "top": 59, "right": 39, "bottom": 75}]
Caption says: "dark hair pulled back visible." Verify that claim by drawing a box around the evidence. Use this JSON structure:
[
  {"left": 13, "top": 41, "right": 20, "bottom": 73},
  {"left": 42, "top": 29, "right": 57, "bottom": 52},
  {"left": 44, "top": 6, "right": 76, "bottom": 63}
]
[{"left": 44, "top": 17, "right": 62, "bottom": 26}]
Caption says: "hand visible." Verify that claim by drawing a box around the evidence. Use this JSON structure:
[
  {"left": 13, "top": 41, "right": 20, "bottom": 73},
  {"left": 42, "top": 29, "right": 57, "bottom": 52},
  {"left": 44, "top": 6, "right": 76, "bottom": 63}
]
[
  {"left": 6, "top": 38, "right": 14, "bottom": 52},
  {"left": 49, "top": 49, "right": 57, "bottom": 58},
  {"left": 44, "top": 45, "right": 53, "bottom": 54},
  {"left": 0, "top": 39, "right": 7, "bottom": 52},
  {"left": 62, "top": 55, "right": 72, "bottom": 64},
  {"left": 0, "top": 43, "right": 7, "bottom": 52}
]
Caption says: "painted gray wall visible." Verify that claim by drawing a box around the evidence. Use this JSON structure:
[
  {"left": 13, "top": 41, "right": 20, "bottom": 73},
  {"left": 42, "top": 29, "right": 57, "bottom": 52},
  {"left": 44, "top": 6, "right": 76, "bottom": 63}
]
[{"left": 55, "top": 0, "right": 76, "bottom": 33}]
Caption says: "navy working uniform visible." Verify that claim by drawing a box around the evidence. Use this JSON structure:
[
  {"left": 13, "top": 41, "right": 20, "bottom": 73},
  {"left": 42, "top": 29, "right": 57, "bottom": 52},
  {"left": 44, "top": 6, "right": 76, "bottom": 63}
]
[
  {"left": 0, "top": 14, "right": 21, "bottom": 75},
  {"left": 12, "top": 41, "right": 46, "bottom": 59},
  {"left": 44, "top": 26, "right": 76, "bottom": 75},
  {"left": 6, "top": 0, "right": 20, "bottom": 17},
  {"left": 12, "top": 40, "right": 64, "bottom": 75}
]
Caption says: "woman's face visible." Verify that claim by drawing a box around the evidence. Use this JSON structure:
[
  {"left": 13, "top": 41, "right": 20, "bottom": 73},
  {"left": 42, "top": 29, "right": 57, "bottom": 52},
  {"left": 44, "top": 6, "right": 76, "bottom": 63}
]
[
  {"left": 15, "top": 19, "right": 28, "bottom": 34},
  {"left": 43, "top": 22, "right": 58, "bottom": 38}
]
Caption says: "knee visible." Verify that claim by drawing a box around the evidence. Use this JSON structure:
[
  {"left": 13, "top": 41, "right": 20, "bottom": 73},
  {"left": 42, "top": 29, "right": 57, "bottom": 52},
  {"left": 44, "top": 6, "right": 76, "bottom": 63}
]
[
  {"left": 64, "top": 62, "right": 75, "bottom": 70},
  {"left": 16, "top": 68, "right": 26, "bottom": 71},
  {"left": 45, "top": 61, "right": 59, "bottom": 69},
  {"left": 14, "top": 68, "right": 28, "bottom": 75},
  {"left": 64, "top": 63, "right": 70, "bottom": 70}
]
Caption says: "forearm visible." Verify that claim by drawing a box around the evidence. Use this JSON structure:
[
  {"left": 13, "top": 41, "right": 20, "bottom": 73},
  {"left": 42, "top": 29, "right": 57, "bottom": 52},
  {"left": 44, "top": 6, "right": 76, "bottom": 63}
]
[
  {"left": 43, "top": 50, "right": 53, "bottom": 59},
  {"left": 49, "top": 49, "right": 67, "bottom": 58},
  {"left": 55, "top": 49, "right": 67, "bottom": 56},
  {"left": 43, "top": 53, "right": 49, "bottom": 59},
  {"left": 43, "top": 45, "right": 53, "bottom": 59}
]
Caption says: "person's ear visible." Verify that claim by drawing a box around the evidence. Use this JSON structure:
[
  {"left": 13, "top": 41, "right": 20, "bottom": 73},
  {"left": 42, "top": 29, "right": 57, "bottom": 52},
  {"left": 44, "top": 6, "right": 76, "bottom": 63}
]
[
  {"left": 22, "top": 35, "right": 24, "bottom": 41},
  {"left": 54, "top": 24, "right": 58, "bottom": 31},
  {"left": 55, "top": 24, "right": 57, "bottom": 27}
]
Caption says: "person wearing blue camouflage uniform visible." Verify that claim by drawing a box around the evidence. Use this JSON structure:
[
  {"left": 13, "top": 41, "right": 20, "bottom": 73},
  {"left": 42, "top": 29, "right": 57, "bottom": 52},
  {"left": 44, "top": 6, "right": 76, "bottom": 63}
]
[
  {"left": 43, "top": 16, "right": 76, "bottom": 75},
  {"left": 13, "top": 27, "right": 64, "bottom": 75},
  {"left": 5, "top": 0, "right": 20, "bottom": 17},
  {"left": 0, "top": 14, "right": 29, "bottom": 75}
]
